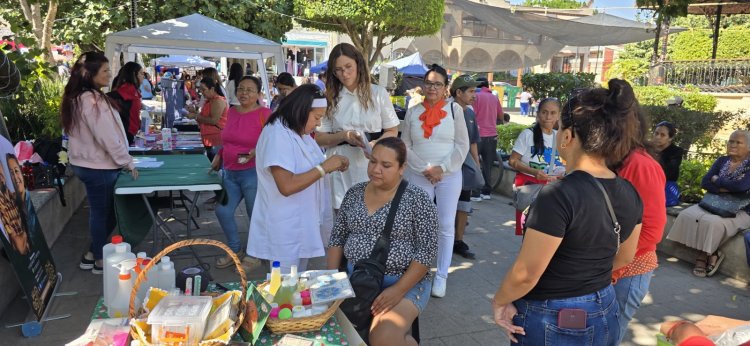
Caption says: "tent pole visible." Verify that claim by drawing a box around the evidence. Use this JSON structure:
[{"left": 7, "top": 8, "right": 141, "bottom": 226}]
[
  {"left": 258, "top": 58, "right": 271, "bottom": 107},
  {"left": 711, "top": 5, "right": 722, "bottom": 61}
]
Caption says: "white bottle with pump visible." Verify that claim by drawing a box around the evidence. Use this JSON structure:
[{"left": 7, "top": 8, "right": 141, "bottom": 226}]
[
  {"left": 102, "top": 236, "right": 130, "bottom": 310},
  {"left": 108, "top": 259, "right": 138, "bottom": 318},
  {"left": 157, "top": 256, "right": 175, "bottom": 290},
  {"left": 104, "top": 244, "right": 135, "bottom": 309}
]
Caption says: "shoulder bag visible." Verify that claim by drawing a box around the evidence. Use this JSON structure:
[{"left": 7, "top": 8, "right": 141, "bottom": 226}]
[
  {"left": 698, "top": 192, "right": 750, "bottom": 218},
  {"left": 513, "top": 132, "right": 556, "bottom": 211},
  {"left": 448, "top": 102, "right": 485, "bottom": 190},
  {"left": 340, "top": 180, "right": 408, "bottom": 343}
]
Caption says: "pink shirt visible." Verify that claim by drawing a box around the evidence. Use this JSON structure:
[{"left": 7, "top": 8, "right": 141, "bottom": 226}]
[
  {"left": 473, "top": 87, "right": 504, "bottom": 137},
  {"left": 220, "top": 106, "right": 270, "bottom": 171}
]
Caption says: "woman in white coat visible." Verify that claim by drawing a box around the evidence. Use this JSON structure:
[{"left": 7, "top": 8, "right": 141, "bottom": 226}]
[
  {"left": 402, "top": 64, "right": 469, "bottom": 298},
  {"left": 314, "top": 43, "right": 400, "bottom": 210},
  {"left": 248, "top": 85, "right": 349, "bottom": 273}
]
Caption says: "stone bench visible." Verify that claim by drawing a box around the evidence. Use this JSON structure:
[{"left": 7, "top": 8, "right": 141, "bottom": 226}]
[
  {"left": 0, "top": 175, "right": 87, "bottom": 317},
  {"left": 494, "top": 165, "right": 750, "bottom": 283}
]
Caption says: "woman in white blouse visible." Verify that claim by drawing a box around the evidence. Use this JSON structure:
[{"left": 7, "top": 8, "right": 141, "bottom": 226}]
[
  {"left": 248, "top": 84, "right": 349, "bottom": 273},
  {"left": 402, "top": 64, "right": 469, "bottom": 298},
  {"left": 315, "top": 43, "right": 400, "bottom": 211}
]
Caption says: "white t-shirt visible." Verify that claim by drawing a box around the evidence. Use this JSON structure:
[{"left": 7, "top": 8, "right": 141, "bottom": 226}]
[
  {"left": 511, "top": 128, "right": 563, "bottom": 177},
  {"left": 248, "top": 120, "right": 332, "bottom": 263},
  {"left": 225, "top": 80, "right": 240, "bottom": 106},
  {"left": 317, "top": 84, "right": 400, "bottom": 209},
  {"left": 520, "top": 91, "right": 533, "bottom": 104}
]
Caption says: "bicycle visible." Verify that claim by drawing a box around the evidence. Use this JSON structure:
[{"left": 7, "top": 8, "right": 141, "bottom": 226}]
[{"left": 488, "top": 150, "right": 509, "bottom": 191}]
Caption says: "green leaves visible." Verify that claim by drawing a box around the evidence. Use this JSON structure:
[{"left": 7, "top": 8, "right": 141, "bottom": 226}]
[{"left": 520, "top": 72, "right": 597, "bottom": 104}]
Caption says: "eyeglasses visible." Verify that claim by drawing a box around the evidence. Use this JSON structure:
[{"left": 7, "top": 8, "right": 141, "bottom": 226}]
[
  {"left": 236, "top": 88, "right": 258, "bottom": 94},
  {"left": 424, "top": 82, "right": 445, "bottom": 90}
]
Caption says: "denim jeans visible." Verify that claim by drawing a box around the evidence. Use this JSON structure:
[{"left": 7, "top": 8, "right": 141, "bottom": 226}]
[
  {"left": 512, "top": 285, "right": 620, "bottom": 346},
  {"left": 215, "top": 168, "right": 257, "bottom": 252},
  {"left": 71, "top": 165, "right": 120, "bottom": 260},
  {"left": 478, "top": 136, "right": 499, "bottom": 195},
  {"left": 613, "top": 271, "right": 653, "bottom": 345},
  {"left": 520, "top": 102, "right": 530, "bottom": 115}
]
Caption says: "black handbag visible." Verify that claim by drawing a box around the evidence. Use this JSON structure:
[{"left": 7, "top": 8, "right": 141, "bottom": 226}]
[
  {"left": 340, "top": 180, "right": 408, "bottom": 343},
  {"left": 698, "top": 192, "right": 750, "bottom": 218}
]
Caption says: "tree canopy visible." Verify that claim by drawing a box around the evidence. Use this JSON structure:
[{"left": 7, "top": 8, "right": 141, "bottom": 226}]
[
  {"left": 294, "top": 0, "right": 443, "bottom": 68},
  {"left": 522, "top": 0, "right": 588, "bottom": 9},
  {"left": 0, "top": 0, "right": 294, "bottom": 53}
]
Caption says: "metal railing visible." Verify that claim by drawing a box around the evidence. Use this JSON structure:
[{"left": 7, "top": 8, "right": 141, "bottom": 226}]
[{"left": 642, "top": 59, "right": 750, "bottom": 92}]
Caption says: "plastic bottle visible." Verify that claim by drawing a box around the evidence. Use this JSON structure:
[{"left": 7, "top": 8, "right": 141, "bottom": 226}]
[
  {"left": 274, "top": 278, "right": 296, "bottom": 305},
  {"left": 269, "top": 261, "right": 282, "bottom": 297},
  {"left": 102, "top": 236, "right": 130, "bottom": 310},
  {"left": 135, "top": 252, "right": 147, "bottom": 274},
  {"left": 157, "top": 256, "right": 175, "bottom": 290},
  {"left": 136, "top": 259, "right": 154, "bottom": 306},
  {"left": 104, "top": 243, "right": 135, "bottom": 309},
  {"left": 108, "top": 259, "right": 138, "bottom": 318}
]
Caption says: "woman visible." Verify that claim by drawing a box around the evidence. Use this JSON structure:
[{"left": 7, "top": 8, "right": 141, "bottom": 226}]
[
  {"left": 188, "top": 77, "right": 228, "bottom": 163},
  {"left": 270, "top": 72, "right": 296, "bottom": 112},
  {"left": 493, "top": 80, "right": 644, "bottom": 346},
  {"left": 651, "top": 121, "right": 685, "bottom": 207},
  {"left": 508, "top": 98, "right": 564, "bottom": 236},
  {"left": 610, "top": 109, "right": 668, "bottom": 345},
  {"left": 327, "top": 137, "right": 438, "bottom": 346},
  {"left": 61, "top": 52, "right": 138, "bottom": 274},
  {"left": 111, "top": 61, "right": 144, "bottom": 145},
  {"left": 401, "top": 64, "right": 469, "bottom": 298},
  {"left": 248, "top": 84, "right": 349, "bottom": 273},
  {"left": 226, "top": 62, "right": 244, "bottom": 107},
  {"left": 0, "top": 162, "right": 30, "bottom": 256},
  {"left": 211, "top": 76, "right": 270, "bottom": 268},
  {"left": 315, "top": 43, "right": 400, "bottom": 210},
  {"left": 5, "top": 154, "right": 36, "bottom": 235},
  {"left": 140, "top": 72, "right": 154, "bottom": 100},
  {"left": 667, "top": 130, "right": 750, "bottom": 278}
]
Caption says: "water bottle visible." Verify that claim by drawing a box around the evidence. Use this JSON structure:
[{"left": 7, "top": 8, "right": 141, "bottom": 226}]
[{"left": 103, "top": 236, "right": 131, "bottom": 308}]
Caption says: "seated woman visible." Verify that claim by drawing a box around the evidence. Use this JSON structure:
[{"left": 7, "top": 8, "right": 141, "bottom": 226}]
[
  {"left": 327, "top": 137, "right": 438, "bottom": 346},
  {"left": 651, "top": 121, "right": 685, "bottom": 206},
  {"left": 667, "top": 130, "right": 750, "bottom": 277}
]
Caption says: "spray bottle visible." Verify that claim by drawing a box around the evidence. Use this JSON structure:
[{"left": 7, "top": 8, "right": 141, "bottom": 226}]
[
  {"left": 104, "top": 243, "right": 135, "bottom": 309},
  {"left": 108, "top": 259, "right": 138, "bottom": 318}
]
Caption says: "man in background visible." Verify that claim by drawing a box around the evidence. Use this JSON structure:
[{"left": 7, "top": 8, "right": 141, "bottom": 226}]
[{"left": 472, "top": 78, "right": 504, "bottom": 201}]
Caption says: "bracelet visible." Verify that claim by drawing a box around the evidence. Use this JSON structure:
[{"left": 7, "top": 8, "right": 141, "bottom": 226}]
[{"left": 314, "top": 165, "right": 326, "bottom": 178}]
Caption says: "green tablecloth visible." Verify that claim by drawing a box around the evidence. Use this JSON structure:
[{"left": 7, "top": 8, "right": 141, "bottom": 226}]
[
  {"left": 90, "top": 282, "right": 349, "bottom": 346},
  {"left": 114, "top": 154, "right": 222, "bottom": 246}
]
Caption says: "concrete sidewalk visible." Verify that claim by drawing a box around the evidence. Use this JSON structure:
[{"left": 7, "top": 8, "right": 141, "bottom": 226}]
[{"left": 0, "top": 193, "right": 748, "bottom": 345}]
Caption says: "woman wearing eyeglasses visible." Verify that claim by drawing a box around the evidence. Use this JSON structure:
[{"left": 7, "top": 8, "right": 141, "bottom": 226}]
[
  {"left": 211, "top": 76, "right": 270, "bottom": 270},
  {"left": 401, "top": 64, "right": 469, "bottom": 298},
  {"left": 492, "top": 80, "right": 643, "bottom": 346},
  {"left": 314, "top": 43, "right": 400, "bottom": 214}
]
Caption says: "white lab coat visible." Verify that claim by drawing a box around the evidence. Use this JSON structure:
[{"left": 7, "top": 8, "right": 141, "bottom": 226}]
[{"left": 247, "top": 120, "right": 332, "bottom": 264}]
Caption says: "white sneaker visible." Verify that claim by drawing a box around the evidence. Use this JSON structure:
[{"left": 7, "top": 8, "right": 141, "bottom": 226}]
[
  {"left": 470, "top": 196, "right": 482, "bottom": 202},
  {"left": 481, "top": 194, "right": 492, "bottom": 200},
  {"left": 431, "top": 276, "right": 447, "bottom": 298}
]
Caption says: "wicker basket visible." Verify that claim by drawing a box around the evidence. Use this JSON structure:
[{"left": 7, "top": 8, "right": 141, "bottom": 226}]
[
  {"left": 257, "top": 282, "right": 343, "bottom": 334},
  {"left": 128, "top": 239, "right": 248, "bottom": 346}
]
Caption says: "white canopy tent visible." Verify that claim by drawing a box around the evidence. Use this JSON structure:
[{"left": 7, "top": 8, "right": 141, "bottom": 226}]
[
  {"left": 104, "top": 13, "right": 283, "bottom": 102},
  {"left": 153, "top": 55, "right": 216, "bottom": 68}
]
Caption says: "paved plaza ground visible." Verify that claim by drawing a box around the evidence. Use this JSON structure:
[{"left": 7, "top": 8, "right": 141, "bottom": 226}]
[{"left": 0, "top": 113, "right": 748, "bottom": 345}]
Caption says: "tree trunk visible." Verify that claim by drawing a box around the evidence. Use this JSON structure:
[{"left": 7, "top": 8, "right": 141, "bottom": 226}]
[
  {"left": 659, "top": 16, "right": 670, "bottom": 63},
  {"left": 42, "top": 0, "right": 58, "bottom": 64},
  {"left": 17, "top": 0, "right": 58, "bottom": 63},
  {"left": 648, "top": 12, "right": 663, "bottom": 85}
]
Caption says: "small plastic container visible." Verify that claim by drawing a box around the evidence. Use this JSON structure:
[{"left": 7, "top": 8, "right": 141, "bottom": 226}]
[{"left": 147, "top": 295, "right": 212, "bottom": 345}]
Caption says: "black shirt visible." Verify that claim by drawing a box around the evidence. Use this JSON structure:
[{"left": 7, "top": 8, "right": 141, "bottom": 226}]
[
  {"left": 657, "top": 144, "right": 684, "bottom": 182},
  {"left": 523, "top": 171, "right": 643, "bottom": 300}
]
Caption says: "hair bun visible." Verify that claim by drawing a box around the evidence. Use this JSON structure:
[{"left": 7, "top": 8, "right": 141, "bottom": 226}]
[{"left": 604, "top": 79, "right": 635, "bottom": 114}]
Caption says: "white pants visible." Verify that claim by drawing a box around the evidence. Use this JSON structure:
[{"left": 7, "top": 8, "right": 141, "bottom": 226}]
[{"left": 405, "top": 169, "right": 462, "bottom": 279}]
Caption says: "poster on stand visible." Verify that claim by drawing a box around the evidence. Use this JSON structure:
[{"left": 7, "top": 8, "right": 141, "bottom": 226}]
[{"left": 0, "top": 135, "right": 57, "bottom": 320}]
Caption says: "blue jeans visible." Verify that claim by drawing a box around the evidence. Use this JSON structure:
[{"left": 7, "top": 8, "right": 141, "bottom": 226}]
[
  {"left": 512, "top": 285, "right": 620, "bottom": 346},
  {"left": 613, "top": 271, "right": 653, "bottom": 345},
  {"left": 520, "top": 102, "right": 530, "bottom": 115},
  {"left": 215, "top": 168, "right": 257, "bottom": 252},
  {"left": 72, "top": 165, "right": 120, "bottom": 260}
]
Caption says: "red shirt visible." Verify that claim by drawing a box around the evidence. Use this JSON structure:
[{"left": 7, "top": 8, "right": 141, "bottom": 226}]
[
  {"left": 116, "top": 83, "right": 142, "bottom": 136},
  {"left": 473, "top": 87, "right": 504, "bottom": 138},
  {"left": 618, "top": 149, "right": 667, "bottom": 256},
  {"left": 220, "top": 106, "right": 270, "bottom": 170}
]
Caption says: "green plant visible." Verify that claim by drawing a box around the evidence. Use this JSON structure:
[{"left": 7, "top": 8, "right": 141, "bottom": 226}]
[
  {"left": 605, "top": 58, "right": 649, "bottom": 83},
  {"left": 677, "top": 158, "right": 713, "bottom": 203},
  {"left": 633, "top": 85, "right": 717, "bottom": 112},
  {"left": 520, "top": 72, "right": 596, "bottom": 104},
  {"left": 497, "top": 123, "right": 529, "bottom": 154}
]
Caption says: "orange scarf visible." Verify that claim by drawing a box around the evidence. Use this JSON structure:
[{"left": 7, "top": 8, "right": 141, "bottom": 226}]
[{"left": 419, "top": 99, "right": 447, "bottom": 138}]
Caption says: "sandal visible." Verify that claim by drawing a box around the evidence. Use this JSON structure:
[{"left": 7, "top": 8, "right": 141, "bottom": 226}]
[
  {"left": 692, "top": 257, "right": 707, "bottom": 277},
  {"left": 707, "top": 251, "right": 725, "bottom": 277}
]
